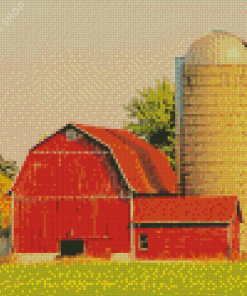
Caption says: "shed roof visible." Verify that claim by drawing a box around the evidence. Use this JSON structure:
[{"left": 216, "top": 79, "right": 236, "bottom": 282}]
[
  {"left": 12, "top": 123, "right": 177, "bottom": 195},
  {"left": 133, "top": 196, "right": 240, "bottom": 223}
]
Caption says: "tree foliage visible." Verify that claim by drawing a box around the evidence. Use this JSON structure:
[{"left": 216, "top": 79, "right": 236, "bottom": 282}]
[
  {"left": 0, "top": 191, "right": 11, "bottom": 229},
  {"left": 0, "top": 156, "right": 19, "bottom": 182},
  {"left": 123, "top": 77, "right": 175, "bottom": 169},
  {"left": 0, "top": 172, "right": 12, "bottom": 229},
  {"left": 0, "top": 155, "right": 19, "bottom": 228}
]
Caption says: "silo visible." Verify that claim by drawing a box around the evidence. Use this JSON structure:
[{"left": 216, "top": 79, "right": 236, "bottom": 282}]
[
  {"left": 181, "top": 30, "right": 247, "bottom": 254},
  {"left": 175, "top": 57, "right": 185, "bottom": 195}
]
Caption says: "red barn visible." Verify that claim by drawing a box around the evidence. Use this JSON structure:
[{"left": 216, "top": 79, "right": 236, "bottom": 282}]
[{"left": 11, "top": 123, "right": 242, "bottom": 263}]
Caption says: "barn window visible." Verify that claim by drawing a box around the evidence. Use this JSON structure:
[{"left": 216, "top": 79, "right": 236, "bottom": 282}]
[
  {"left": 66, "top": 129, "right": 77, "bottom": 140},
  {"left": 139, "top": 234, "right": 148, "bottom": 250}
]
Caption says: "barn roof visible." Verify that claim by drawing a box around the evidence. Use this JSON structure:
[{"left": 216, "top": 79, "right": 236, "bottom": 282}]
[
  {"left": 72, "top": 123, "right": 177, "bottom": 194},
  {"left": 12, "top": 123, "right": 177, "bottom": 195}
]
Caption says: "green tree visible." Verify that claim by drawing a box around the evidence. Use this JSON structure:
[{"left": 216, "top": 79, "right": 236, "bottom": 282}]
[
  {"left": 0, "top": 155, "right": 19, "bottom": 181},
  {"left": 123, "top": 77, "right": 175, "bottom": 169}
]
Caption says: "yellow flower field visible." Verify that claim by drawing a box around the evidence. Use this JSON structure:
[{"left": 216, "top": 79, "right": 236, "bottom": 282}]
[{"left": 0, "top": 253, "right": 246, "bottom": 296}]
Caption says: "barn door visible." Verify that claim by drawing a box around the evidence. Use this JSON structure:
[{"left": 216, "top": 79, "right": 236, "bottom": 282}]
[{"left": 60, "top": 240, "right": 84, "bottom": 256}]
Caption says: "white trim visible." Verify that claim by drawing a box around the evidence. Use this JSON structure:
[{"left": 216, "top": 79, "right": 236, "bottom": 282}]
[{"left": 13, "top": 195, "right": 128, "bottom": 201}]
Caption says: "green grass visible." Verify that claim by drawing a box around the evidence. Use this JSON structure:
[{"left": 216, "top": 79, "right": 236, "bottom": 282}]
[{"left": 0, "top": 261, "right": 246, "bottom": 296}]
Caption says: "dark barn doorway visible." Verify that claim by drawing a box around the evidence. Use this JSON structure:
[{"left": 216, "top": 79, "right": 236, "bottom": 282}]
[{"left": 60, "top": 240, "right": 84, "bottom": 256}]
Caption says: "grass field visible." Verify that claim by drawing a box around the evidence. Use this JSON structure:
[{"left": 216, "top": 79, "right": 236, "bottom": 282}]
[{"left": 0, "top": 254, "right": 246, "bottom": 296}]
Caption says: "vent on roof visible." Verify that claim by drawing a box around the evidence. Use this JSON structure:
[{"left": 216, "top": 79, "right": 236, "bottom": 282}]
[{"left": 66, "top": 129, "right": 77, "bottom": 140}]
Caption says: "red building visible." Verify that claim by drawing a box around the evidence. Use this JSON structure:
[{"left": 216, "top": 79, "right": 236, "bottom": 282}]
[
  {"left": 11, "top": 123, "right": 242, "bottom": 262},
  {"left": 133, "top": 195, "right": 241, "bottom": 261}
]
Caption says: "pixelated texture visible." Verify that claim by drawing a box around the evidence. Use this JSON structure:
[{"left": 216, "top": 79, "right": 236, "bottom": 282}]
[
  {"left": 12, "top": 125, "right": 176, "bottom": 257},
  {"left": 180, "top": 31, "right": 247, "bottom": 253},
  {"left": 12, "top": 126, "right": 176, "bottom": 195},
  {"left": 0, "top": 173, "right": 12, "bottom": 228},
  {"left": 134, "top": 196, "right": 240, "bottom": 260},
  {"left": 0, "top": 0, "right": 247, "bottom": 295},
  {"left": 122, "top": 77, "right": 176, "bottom": 170},
  {"left": 134, "top": 196, "right": 238, "bottom": 222}
]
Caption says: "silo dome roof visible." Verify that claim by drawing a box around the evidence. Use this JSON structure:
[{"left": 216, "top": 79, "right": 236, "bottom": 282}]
[{"left": 185, "top": 31, "right": 247, "bottom": 65}]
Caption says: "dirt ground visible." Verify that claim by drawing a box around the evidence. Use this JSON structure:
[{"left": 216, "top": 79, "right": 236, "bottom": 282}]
[
  {"left": 0, "top": 253, "right": 112, "bottom": 265},
  {"left": 0, "top": 252, "right": 247, "bottom": 266}
]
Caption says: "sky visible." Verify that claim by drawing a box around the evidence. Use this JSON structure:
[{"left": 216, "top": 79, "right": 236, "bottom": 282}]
[{"left": 0, "top": 0, "right": 246, "bottom": 169}]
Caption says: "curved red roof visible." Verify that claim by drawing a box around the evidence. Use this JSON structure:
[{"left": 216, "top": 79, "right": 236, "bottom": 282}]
[
  {"left": 73, "top": 124, "right": 177, "bottom": 194},
  {"left": 12, "top": 123, "right": 177, "bottom": 195},
  {"left": 106, "top": 128, "right": 176, "bottom": 193}
]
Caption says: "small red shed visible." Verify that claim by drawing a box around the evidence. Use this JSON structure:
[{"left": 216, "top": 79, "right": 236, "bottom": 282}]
[{"left": 133, "top": 194, "right": 242, "bottom": 261}]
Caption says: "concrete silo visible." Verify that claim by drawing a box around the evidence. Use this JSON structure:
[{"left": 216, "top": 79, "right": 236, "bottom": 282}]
[{"left": 178, "top": 30, "right": 247, "bottom": 254}]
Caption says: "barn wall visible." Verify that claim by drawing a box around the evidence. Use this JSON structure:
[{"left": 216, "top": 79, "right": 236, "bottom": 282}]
[
  {"left": 22, "top": 152, "right": 124, "bottom": 197},
  {"left": 229, "top": 211, "right": 241, "bottom": 260},
  {"left": 85, "top": 237, "right": 130, "bottom": 259},
  {"left": 14, "top": 197, "right": 130, "bottom": 255},
  {"left": 14, "top": 131, "right": 129, "bottom": 197},
  {"left": 135, "top": 226, "right": 228, "bottom": 260}
]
